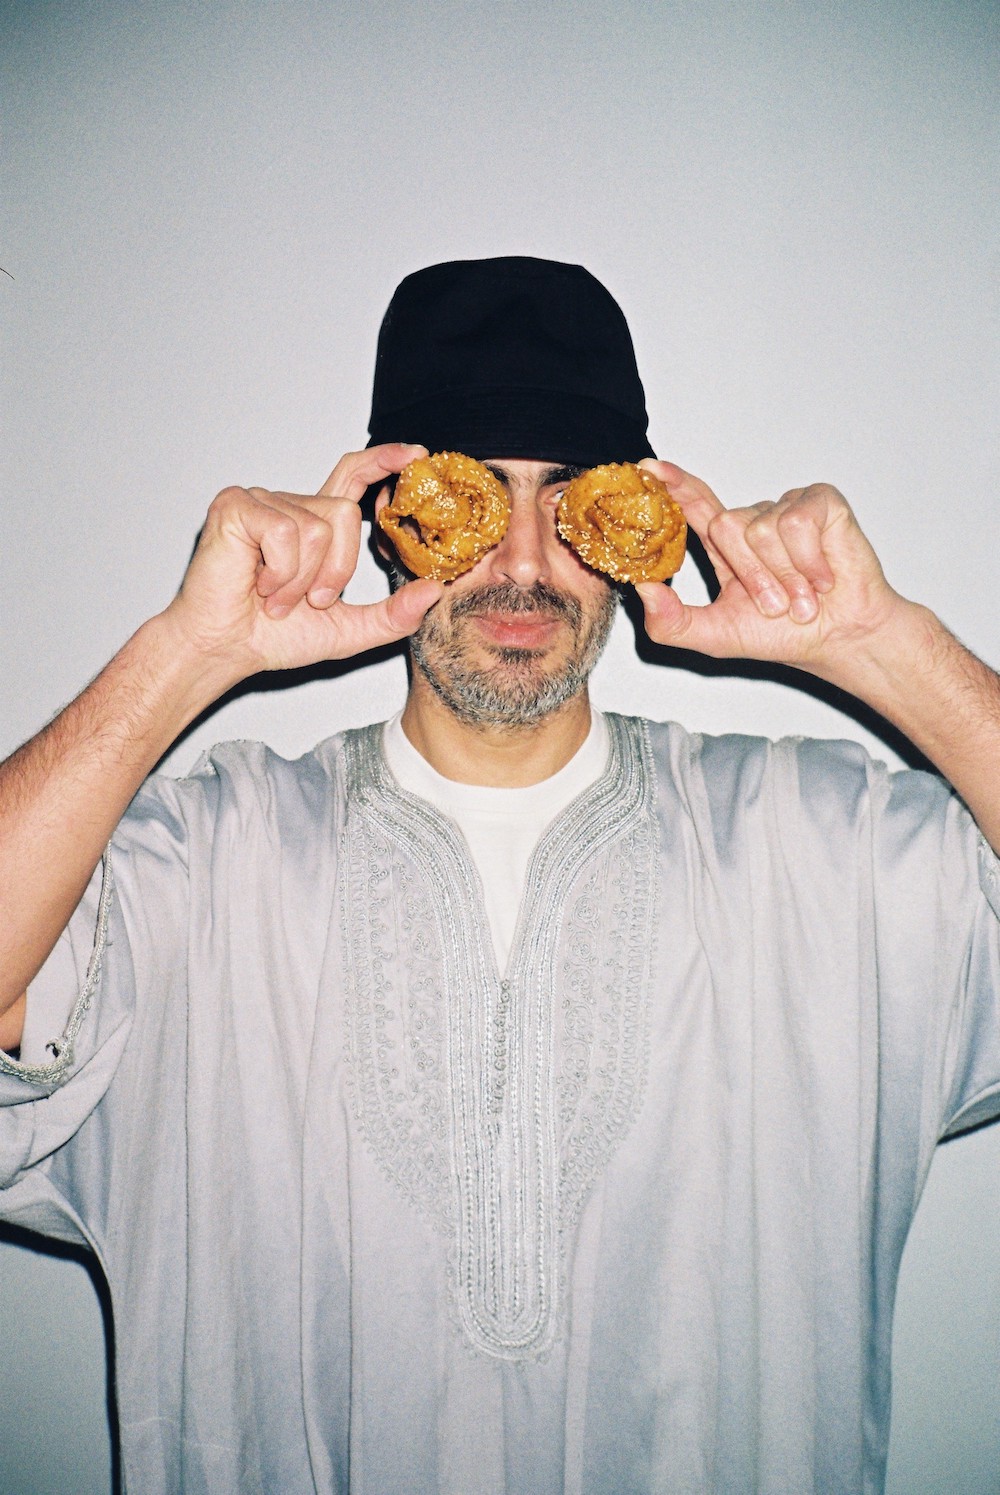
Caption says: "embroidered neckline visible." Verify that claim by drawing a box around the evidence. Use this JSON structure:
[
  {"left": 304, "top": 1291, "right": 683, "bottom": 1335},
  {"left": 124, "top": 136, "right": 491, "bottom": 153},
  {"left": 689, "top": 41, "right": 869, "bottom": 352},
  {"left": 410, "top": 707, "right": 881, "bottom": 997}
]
[{"left": 341, "top": 713, "right": 657, "bottom": 1359}]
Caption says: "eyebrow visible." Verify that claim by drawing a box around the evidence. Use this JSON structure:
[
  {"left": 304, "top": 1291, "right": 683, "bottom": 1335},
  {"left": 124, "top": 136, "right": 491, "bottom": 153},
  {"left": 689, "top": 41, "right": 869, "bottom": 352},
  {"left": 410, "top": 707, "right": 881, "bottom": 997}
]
[{"left": 484, "top": 463, "right": 586, "bottom": 488}]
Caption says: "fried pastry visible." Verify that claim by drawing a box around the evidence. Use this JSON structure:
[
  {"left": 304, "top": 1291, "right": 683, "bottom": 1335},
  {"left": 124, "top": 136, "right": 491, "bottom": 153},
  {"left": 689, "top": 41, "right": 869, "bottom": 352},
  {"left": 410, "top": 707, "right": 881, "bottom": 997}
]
[
  {"left": 557, "top": 463, "right": 686, "bottom": 583},
  {"left": 377, "top": 451, "right": 511, "bottom": 580}
]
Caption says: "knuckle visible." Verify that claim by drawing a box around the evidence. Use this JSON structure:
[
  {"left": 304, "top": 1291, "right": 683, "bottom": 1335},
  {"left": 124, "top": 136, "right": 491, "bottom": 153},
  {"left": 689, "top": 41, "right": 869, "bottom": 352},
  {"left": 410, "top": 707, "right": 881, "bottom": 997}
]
[
  {"left": 706, "top": 510, "right": 741, "bottom": 545},
  {"left": 747, "top": 563, "right": 779, "bottom": 594},
  {"left": 268, "top": 513, "right": 298, "bottom": 544},
  {"left": 209, "top": 485, "right": 247, "bottom": 512},
  {"left": 327, "top": 494, "right": 363, "bottom": 523},
  {"left": 744, "top": 511, "right": 774, "bottom": 542},
  {"left": 776, "top": 505, "right": 812, "bottom": 535},
  {"left": 301, "top": 519, "right": 334, "bottom": 561},
  {"left": 325, "top": 451, "right": 367, "bottom": 487}
]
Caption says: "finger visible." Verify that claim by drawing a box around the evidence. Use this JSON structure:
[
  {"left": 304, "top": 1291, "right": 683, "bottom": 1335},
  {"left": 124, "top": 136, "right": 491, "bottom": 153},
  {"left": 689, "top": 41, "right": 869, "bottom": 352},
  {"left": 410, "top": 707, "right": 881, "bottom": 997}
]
[
  {"left": 239, "top": 491, "right": 343, "bottom": 618},
  {"left": 739, "top": 499, "right": 817, "bottom": 623},
  {"left": 234, "top": 490, "right": 303, "bottom": 606},
  {"left": 704, "top": 504, "right": 798, "bottom": 618},
  {"left": 304, "top": 497, "right": 363, "bottom": 608},
  {"left": 638, "top": 459, "right": 736, "bottom": 586},
  {"left": 317, "top": 443, "right": 428, "bottom": 505},
  {"left": 774, "top": 487, "right": 838, "bottom": 596},
  {"left": 740, "top": 492, "right": 836, "bottom": 624}
]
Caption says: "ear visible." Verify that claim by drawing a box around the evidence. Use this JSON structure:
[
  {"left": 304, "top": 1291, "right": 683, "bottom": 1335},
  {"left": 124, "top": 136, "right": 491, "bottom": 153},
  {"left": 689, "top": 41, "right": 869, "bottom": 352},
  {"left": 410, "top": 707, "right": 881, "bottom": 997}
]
[{"left": 372, "top": 483, "right": 397, "bottom": 564}]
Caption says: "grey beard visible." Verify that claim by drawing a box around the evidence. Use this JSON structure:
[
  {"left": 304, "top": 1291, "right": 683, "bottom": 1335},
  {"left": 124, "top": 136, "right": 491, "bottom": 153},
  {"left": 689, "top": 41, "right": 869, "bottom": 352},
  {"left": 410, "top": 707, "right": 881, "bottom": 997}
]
[{"left": 406, "top": 578, "right": 619, "bottom": 730}]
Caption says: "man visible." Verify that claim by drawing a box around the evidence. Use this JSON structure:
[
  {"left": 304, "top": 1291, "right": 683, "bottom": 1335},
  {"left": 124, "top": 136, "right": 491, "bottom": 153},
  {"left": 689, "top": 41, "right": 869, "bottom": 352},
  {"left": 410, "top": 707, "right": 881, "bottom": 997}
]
[{"left": 1, "top": 256, "right": 998, "bottom": 1494}]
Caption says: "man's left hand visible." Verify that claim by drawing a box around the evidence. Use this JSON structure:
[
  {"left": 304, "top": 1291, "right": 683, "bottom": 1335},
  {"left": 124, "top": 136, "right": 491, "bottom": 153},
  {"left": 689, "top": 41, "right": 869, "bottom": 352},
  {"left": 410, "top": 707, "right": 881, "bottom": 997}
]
[{"left": 635, "top": 461, "right": 904, "bottom": 685}]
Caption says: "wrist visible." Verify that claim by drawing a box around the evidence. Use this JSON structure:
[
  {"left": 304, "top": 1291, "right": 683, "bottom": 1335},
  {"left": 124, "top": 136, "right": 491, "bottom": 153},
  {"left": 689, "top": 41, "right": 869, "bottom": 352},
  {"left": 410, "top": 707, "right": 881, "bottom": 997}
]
[
  {"left": 131, "top": 611, "right": 245, "bottom": 737},
  {"left": 814, "top": 599, "right": 959, "bottom": 737}
]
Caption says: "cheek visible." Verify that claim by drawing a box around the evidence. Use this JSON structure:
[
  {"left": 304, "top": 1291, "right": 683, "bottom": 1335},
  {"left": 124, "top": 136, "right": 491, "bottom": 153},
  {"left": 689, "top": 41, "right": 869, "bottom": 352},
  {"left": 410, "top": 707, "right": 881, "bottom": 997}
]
[
  {"left": 590, "top": 584, "right": 619, "bottom": 629},
  {"left": 556, "top": 547, "right": 615, "bottom": 611},
  {"left": 550, "top": 527, "right": 593, "bottom": 579},
  {"left": 548, "top": 512, "right": 606, "bottom": 587}
]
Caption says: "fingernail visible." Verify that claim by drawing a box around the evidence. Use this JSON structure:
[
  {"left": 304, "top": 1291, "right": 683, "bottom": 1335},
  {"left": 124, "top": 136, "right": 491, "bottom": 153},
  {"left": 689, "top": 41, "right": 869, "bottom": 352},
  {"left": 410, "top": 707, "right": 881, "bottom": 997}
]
[
  {"left": 308, "top": 588, "right": 337, "bottom": 608},
  {"left": 790, "top": 594, "right": 817, "bottom": 623},
  {"left": 759, "top": 587, "right": 787, "bottom": 616},
  {"left": 267, "top": 601, "right": 290, "bottom": 619}
]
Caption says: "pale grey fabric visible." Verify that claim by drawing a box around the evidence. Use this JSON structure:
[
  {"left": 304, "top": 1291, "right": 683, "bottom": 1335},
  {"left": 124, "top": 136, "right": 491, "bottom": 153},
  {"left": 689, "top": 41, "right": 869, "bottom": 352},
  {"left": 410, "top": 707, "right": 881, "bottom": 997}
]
[{"left": 2, "top": 714, "right": 999, "bottom": 1495}]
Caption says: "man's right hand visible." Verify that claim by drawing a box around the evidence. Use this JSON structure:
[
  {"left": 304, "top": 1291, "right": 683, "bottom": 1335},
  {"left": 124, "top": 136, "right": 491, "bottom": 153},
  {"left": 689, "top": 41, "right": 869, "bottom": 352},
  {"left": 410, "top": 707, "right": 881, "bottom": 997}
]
[
  {"left": 163, "top": 443, "right": 443, "bottom": 686},
  {"left": 0, "top": 442, "right": 442, "bottom": 1042}
]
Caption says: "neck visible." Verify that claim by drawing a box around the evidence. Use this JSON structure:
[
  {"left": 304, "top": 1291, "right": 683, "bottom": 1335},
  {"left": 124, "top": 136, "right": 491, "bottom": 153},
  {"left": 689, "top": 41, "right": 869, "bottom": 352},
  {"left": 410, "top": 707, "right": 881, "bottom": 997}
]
[{"left": 400, "top": 675, "right": 593, "bottom": 787}]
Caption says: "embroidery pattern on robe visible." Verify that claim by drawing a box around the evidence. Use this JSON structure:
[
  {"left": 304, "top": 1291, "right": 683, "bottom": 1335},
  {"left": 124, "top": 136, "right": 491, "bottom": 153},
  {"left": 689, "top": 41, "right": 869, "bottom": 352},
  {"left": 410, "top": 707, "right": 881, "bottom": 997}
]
[{"left": 341, "top": 713, "right": 658, "bottom": 1360}]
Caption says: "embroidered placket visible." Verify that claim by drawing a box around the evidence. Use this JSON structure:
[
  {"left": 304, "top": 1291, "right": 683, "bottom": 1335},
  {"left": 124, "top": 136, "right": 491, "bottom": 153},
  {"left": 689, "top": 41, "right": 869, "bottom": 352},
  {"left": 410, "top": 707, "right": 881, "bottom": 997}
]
[{"left": 341, "top": 714, "right": 657, "bottom": 1359}]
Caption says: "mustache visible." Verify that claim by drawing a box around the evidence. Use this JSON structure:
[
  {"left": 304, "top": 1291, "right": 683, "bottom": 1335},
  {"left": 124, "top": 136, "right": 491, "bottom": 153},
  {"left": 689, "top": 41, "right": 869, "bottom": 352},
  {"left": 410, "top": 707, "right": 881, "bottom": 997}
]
[{"left": 448, "top": 582, "right": 582, "bottom": 626}]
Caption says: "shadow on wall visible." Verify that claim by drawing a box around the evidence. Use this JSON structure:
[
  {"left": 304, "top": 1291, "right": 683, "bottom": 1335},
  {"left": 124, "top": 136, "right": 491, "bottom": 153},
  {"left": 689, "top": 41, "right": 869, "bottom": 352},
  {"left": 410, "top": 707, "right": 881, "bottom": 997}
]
[{"left": 0, "top": 1222, "right": 121, "bottom": 1494}]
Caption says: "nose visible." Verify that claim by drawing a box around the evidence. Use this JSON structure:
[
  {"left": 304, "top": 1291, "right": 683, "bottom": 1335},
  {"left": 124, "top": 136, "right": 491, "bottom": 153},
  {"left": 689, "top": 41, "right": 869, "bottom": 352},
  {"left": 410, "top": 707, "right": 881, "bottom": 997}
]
[{"left": 485, "top": 493, "right": 554, "bottom": 588}]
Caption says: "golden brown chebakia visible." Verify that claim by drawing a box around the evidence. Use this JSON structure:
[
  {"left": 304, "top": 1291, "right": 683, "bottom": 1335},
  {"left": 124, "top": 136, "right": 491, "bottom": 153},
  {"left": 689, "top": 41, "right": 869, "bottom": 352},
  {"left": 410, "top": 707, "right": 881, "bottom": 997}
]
[
  {"left": 556, "top": 462, "right": 687, "bottom": 583},
  {"left": 377, "top": 452, "right": 511, "bottom": 580}
]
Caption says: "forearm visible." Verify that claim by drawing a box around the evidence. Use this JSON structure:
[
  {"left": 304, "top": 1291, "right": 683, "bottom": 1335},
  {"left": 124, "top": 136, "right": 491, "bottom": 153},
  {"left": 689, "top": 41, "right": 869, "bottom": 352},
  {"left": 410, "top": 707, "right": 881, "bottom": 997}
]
[
  {"left": 818, "top": 601, "right": 1000, "bottom": 854},
  {"left": 0, "top": 612, "right": 236, "bottom": 1031}
]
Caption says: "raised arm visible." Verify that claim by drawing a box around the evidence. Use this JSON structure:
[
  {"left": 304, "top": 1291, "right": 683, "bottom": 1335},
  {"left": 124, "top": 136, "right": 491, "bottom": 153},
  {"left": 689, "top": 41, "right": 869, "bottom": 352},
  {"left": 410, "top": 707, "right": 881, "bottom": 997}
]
[
  {"left": 0, "top": 445, "right": 441, "bottom": 1049},
  {"left": 635, "top": 462, "right": 1000, "bottom": 854}
]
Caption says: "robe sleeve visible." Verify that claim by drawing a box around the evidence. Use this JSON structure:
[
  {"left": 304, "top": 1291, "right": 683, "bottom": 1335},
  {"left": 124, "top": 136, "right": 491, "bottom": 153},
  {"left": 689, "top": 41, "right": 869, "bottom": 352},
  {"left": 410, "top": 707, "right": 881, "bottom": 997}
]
[
  {"left": 793, "top": 737, "right": 1000, "bottom": 1142},
  {"left": 0, "top": 735, "right": 340, "bottom": 1250},
  {"left": 945, "top": 837, "right": 1000, "bottom": 1132},
  {"left": 0, "top": 768, "right": 197, "bottom": 1242}
]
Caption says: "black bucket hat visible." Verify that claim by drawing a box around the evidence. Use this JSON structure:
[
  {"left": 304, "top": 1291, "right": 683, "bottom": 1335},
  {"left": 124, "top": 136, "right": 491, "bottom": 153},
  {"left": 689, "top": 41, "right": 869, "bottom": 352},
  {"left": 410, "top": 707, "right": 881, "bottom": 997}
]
[{"left": 367, "top": 256, "right": 655, "bottom": 468}]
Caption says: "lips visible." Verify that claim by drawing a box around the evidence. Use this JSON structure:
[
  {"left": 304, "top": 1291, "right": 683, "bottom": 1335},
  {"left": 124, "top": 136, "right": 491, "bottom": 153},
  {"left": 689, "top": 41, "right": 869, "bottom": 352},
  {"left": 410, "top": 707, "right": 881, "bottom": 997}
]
[
  {"left": 469, "top": 610, "right": 564, "bottom": 650},
  {"left": 446, "top": 581, "right": 582, "bottom": 655}
]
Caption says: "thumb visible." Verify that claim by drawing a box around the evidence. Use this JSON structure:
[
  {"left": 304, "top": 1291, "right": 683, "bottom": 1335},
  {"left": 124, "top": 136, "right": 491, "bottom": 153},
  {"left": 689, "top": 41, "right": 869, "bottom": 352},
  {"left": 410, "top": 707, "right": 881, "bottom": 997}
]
[
  {"left": 333, "top": 577, "right": 444, "bottom": 659},
  {"left": 382, "top": 577, "right": 444, "bottom": 639},
  {"left": 635, "top": 581, "right": 692, "bottom": 645}
]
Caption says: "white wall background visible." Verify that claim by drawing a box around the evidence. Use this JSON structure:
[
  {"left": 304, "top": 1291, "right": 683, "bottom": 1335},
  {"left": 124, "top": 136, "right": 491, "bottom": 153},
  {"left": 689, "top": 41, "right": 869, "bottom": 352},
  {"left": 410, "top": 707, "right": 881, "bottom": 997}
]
[{"left": 1, "top": 1, "right": 997, "bottom": 1490}]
